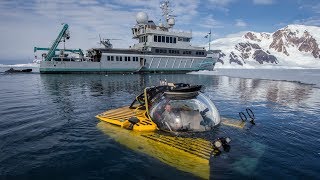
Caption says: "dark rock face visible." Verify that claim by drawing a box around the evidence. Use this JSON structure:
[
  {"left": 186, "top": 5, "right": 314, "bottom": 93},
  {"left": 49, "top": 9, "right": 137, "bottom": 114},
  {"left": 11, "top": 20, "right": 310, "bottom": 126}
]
[
  {"left": 229, "top": 52, "right": 243, "bottom": 66},
  {"left": 213, "top": 50, "right": 226, "bottom": 64},
  {"left": 269, "top": 30, "right": 289, "bottom": 56},
  {"left": 298, "top": 32, "right": 320, "bottom": 58},
  {"left": 244, "top": 32, "right": 261, "bottom": 42},
  {"left": 269, "top": 27, "right": 320, "bottom": 58},
  {"left": 253, "top": 50, "right": 278, "bottom": 64}
]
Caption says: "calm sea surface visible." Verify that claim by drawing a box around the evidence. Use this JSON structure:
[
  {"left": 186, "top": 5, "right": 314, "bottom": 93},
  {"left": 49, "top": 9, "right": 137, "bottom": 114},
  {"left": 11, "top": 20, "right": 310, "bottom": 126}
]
[{"left": 0, "top": 72, "right": 319, "bottom": 179}]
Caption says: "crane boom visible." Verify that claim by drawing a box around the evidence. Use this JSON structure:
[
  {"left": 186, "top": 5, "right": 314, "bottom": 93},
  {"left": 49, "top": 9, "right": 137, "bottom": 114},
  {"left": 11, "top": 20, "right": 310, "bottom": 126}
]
[
  {"left": 34, "top": 47, "right": 84, "bottom": 56},
  {"left": 45, "top": 24, "right": 69, "bottom": 61}
]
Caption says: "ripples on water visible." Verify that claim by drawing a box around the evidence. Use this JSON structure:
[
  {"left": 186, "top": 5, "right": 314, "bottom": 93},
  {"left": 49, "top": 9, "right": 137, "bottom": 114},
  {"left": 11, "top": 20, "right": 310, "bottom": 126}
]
[{"left": 0, "top": 73, "right": 319, "bottom": 179}]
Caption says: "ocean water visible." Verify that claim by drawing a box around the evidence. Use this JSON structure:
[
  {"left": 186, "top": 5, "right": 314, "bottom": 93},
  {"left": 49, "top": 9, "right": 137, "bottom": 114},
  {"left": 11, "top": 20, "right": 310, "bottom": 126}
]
[{"left": 0, "top": 72, "right": 319, "bottom": 179}]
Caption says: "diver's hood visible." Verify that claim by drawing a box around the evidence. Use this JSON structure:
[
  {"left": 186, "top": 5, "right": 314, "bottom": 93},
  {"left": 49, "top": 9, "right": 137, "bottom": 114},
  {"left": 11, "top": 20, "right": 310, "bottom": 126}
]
[{"left": 149, "top": 83, "right": 220, "bottom": 132}]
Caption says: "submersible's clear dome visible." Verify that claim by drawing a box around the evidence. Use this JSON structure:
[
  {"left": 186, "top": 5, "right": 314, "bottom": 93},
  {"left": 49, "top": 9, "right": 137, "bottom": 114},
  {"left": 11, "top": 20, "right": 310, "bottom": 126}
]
[{"left": 149, "top": 92, "right": 220, "bottom": 132}]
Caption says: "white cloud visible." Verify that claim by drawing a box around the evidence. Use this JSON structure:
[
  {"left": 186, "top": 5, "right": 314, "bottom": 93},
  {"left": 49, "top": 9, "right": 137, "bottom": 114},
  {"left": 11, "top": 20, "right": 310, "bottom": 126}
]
[
  {"left": 200, "top": 15, "right": 224, "bottom": 29},
  {"left": 0, "top": 0, "right": 208, "bottom": 61},
  {"left": 294, "top": 16, "right": 320, "bottom": 27},
  {"left": 253, "top": 0, "right": 275, "bottom": 5},
  {"left": 207, "top": 0, "right": 236, "bottom": 13},
  {"left": 208, "top": 0, "right": 235, "bottom": 6},
  {"left": 235, "top": 19, "right": 247, "bottom": 27}
]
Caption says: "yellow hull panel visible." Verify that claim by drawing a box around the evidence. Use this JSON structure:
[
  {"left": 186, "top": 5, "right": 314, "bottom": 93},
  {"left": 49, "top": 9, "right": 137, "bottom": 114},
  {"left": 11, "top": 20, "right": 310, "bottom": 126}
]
[
  {"left": 96, "top": 106, "right": 158, "bottom": 132},
  {"left": 97, "top": 122, "right": 213, "bottom": 179}
]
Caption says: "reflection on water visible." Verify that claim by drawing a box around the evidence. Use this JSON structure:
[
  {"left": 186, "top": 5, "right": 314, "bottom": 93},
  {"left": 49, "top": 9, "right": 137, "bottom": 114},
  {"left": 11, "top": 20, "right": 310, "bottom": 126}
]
[{"left": 0, "top": 73, "right": 319, "bottom": 179}]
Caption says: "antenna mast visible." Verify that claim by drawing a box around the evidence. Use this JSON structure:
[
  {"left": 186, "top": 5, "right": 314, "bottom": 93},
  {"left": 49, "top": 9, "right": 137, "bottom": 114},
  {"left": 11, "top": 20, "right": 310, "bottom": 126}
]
[{"left": 160, "top": 1, "right": 175, "bottom": 29}]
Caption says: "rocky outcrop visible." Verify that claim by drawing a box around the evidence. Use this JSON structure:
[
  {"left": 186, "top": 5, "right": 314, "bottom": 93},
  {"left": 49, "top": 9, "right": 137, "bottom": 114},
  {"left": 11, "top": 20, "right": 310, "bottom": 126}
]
[
  {"left": 244, "top": 32, "right": 261, "bottom": 42},
  {"left": 269, "top": 27, "right": 320, "bottom": 58},
  {"left": 298, "top": 32, "right": 320, "bottom": 58},
  {"left": 269, "top": 30, "right": 289, "bottom": 56},
  {"left": 212, "top": 50, "right": 226, "bottom": 64},
  {"left": 229, "top": 52, "right": 243, "bottom": 66},
  {"left": 253, "top": 50, "right": 278, "bottom": 64}
]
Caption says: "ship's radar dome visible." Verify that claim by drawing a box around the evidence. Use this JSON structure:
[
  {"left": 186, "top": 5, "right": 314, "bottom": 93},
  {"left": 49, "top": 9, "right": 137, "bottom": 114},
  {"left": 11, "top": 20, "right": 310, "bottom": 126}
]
[
  {"left": 136, "top": 12, "right": 148, "bottom": 24},
  {"left": 168, "top": 18, "right": 175, "bottom": 26}
]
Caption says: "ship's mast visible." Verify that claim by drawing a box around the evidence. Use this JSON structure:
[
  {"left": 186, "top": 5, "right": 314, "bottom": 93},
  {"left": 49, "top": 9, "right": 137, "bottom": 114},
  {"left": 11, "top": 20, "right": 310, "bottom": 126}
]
[
  {"left": 209, "top": 29, "right": 211, "bottom": 51},
  {"left": 160, "top": 0, "right": 175, "bottom": 29}
]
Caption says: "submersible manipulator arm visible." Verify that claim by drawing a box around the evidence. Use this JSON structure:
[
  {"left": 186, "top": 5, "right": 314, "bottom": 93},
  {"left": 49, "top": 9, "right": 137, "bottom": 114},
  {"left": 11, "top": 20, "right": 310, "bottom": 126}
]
[{"left": 44, "top": 24, "right": 70, "bottom": 61}]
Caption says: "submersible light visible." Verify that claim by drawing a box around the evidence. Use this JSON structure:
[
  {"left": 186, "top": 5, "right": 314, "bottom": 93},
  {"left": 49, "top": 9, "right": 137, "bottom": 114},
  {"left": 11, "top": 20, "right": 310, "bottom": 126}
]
[
  {"left": 214, "top": 140, "right": 222, "bottom": 148},
  {"left": 213, "top": 137, "right": 232, "bottom": 150}
]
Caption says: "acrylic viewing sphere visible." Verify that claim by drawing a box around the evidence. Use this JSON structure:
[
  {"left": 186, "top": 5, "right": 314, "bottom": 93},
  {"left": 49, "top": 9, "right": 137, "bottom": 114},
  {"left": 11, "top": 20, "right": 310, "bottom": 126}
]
[{"left": 149, "top": 92, "right": 221, "bottom": 132}]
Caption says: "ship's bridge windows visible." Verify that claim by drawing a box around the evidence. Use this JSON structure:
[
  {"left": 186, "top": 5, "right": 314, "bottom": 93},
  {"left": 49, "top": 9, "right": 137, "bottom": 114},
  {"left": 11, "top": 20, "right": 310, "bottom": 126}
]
[
  {"left": 183, "top": 38, "right": 190, "bottom": 42},
  {"left": 177, "top": 37, "right": 190, "bottom": 42},
  {"left": 111, "top": 56, "right": 114, "bottom": 61},
  {"left": 154, "top": 35, "right": 176, "bottom": 44},
  {"left": 155, "top": 49, "right": 160, "bottom": 53},
  {"left": 107, "top": 56, "right": 111, "bottom": 61},
  {"left": 120, "top": 56, "right": 122, "bottom": 61},
  {"left": 116, "top": 56, "right": 119, "bottom": 61},
  {"left": 139, "top": 36, "right": 148, "bottom": 43}
]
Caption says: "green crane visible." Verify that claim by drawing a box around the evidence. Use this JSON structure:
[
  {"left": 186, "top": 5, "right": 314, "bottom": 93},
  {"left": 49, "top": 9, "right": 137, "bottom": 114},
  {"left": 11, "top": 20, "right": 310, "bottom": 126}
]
[{"left": 44, "top": 24, "right": 70, "bottom": 61}]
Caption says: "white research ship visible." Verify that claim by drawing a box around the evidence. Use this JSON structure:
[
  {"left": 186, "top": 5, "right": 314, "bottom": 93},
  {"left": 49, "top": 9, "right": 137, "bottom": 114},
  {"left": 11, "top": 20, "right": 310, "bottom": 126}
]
[{"left": 37, "top": 1, "right": 217, "bottom": 74}]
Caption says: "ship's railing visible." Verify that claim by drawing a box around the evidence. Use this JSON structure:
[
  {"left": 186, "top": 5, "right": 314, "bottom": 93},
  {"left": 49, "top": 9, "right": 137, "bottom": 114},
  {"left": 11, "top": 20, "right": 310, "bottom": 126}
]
[{"left": 145, "top": 28, "right": 192, "bottom": 38}]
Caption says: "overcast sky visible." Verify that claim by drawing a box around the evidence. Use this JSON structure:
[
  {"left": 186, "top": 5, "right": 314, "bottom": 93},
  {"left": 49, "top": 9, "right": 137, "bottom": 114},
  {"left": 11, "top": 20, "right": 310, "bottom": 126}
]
[{"left": 0, "top": 0, "right": 319, "bottom": 64}]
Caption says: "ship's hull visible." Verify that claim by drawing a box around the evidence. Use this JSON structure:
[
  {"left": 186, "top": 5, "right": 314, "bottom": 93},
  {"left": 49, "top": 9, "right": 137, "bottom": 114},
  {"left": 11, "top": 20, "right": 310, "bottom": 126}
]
[{"left": 40, "top": 53, "right": 216, "bottom": 74}]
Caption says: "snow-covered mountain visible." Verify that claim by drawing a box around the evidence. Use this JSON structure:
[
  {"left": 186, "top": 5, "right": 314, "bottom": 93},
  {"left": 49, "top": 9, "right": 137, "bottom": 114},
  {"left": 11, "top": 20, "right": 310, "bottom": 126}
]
[{"left": 209, "top": 24, "right": 320, "bottom": 68}]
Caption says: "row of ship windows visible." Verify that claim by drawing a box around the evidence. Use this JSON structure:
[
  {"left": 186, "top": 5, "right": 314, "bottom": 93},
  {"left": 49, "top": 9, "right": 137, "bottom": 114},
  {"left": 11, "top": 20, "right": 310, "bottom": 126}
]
[
  {"left": 139, "top": 36, "right": 148, "bottom": 43},
  {"left": 196, "top": 51, "right": 205, "bottom": 55},
  {"left": 139, "top": 35, "right": 191, "bottom": 43},
  {"left": 107, "top": 56, "right": 139, "bottom": 62},
  {"left": 155, "top": 49, "right": 205, "bottom": 55},
  {"left": 154, "top": 36, "right": 177, "bottom": 43}
]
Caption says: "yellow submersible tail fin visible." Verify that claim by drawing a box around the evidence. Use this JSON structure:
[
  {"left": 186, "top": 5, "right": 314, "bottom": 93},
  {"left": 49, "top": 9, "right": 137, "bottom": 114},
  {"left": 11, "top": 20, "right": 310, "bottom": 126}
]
[{"left": 97, "top": 122, "right": 213, "bottom": 179}]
